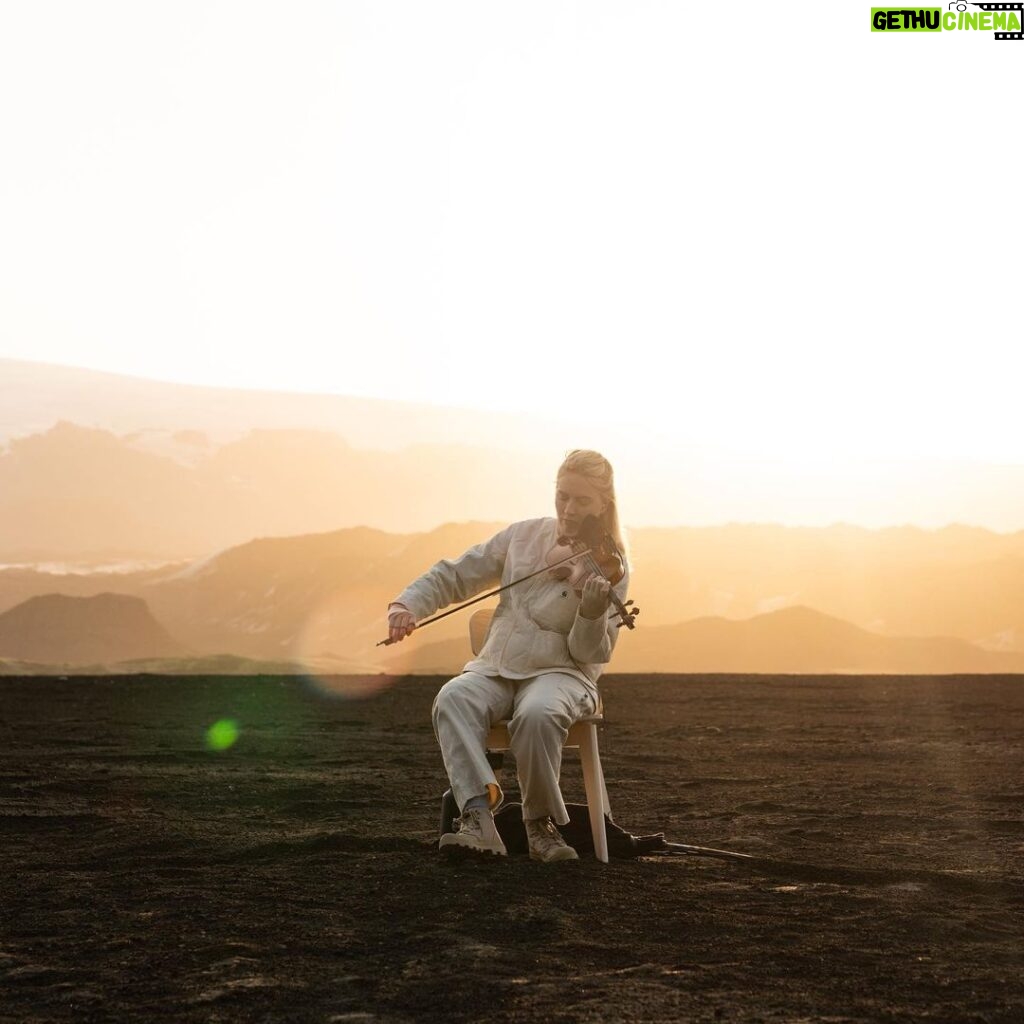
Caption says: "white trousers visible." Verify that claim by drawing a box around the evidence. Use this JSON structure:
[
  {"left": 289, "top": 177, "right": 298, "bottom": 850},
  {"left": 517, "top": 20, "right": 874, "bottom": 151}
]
[{"left": 432, "top": 670, "right": 598, "bottom": 825}]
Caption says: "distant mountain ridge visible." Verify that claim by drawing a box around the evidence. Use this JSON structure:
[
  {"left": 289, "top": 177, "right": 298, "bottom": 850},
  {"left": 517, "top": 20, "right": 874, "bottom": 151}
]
[
  {"left": 112, "top": 521, "right": 1024, "bottom": 657},
  {"left": 620, "top": 605, "right": 1024, "bottom": 674},
  {"left": 4, "top": 359, "right": 1024, "bottom": 550},
  {"left": 3, "top": 596, "right": 1021, "bottom": 676},
  {"left": 0, "top": 592, "right": 187, "bottom": 664},
  {"left": 0, "top": 357, "right": 556, "bottom": 453},
  {"left": 4, "top": 359, "right": 1020, "bottom": 674},
  {"left": 2, "top": 526, "right": 1023, "bottom": 672},
  {"left": 395, "top": 604, "right": 1024, "bottom": 676},
  {"left": 0, "top": 421, "right": 545, "bottom": 559}
]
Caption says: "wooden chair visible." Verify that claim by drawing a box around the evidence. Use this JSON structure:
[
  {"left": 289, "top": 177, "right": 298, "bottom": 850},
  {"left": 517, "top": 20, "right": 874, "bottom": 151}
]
[{"left": 468, "top": 607, "right": 613, "bottom": 862}]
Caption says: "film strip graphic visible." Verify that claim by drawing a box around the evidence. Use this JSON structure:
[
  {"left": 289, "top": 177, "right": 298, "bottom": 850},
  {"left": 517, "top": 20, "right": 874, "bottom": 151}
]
[{"left": 971, "top": 2, "right": 1024, "bottom": 39}]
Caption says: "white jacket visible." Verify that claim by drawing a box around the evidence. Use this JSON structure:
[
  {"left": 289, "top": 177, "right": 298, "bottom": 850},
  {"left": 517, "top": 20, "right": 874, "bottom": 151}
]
[{"left": 391, "top": 517, "right": 630, "bottom": 686}]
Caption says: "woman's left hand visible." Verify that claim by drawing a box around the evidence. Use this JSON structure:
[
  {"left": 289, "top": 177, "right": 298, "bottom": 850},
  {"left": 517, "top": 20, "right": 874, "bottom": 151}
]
[{"left": 579, "top": 575, "right": 612, "bottom": 619}]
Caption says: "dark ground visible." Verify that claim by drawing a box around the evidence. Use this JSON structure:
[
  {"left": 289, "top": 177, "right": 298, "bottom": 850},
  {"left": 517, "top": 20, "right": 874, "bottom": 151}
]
[{"left": 2, "top": 673, "right": 1023, "bottom": 1023}]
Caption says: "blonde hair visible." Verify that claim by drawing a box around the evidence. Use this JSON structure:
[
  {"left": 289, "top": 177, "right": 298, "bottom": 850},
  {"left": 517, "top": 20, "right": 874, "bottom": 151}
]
[{"left": 557, "top": 449, "right": 629, "bottom": 567}]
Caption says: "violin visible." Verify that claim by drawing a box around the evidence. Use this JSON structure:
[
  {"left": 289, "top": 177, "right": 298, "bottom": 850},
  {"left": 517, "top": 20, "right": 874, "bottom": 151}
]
[
  {"left": 545, "top": 515, "right": 639, "bottom": 630},
  {"left": 546, "top": 531, "right": 624, "bottom": 590}
]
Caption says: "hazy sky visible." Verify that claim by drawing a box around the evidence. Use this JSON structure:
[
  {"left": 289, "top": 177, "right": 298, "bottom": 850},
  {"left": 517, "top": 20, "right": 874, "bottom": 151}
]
[{"left": 1, "top": 2, "right": 1021, "bottom": 466}]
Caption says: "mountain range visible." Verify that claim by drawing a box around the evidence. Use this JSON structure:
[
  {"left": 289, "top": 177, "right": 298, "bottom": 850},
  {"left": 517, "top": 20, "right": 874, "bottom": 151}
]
[
  {"left": 0, "top": 421, "right": 544, "bottom": 559},
  {"left": 4, "top": 359, "right": 1024, "bottom": 553},
  {"left": 0, "top": 592, "right": 186, "bottom": 664},
  {"left": 395, "top": 605, "right": 1024, "bottom": 676},
  {"left": 0, "top": 357, "right": 553, "bottom": 454},
  {"left": 2, "top": 359, "right": 1021, "bottom": 673},
  {"left": 3, "top": 519, "right": 1022, "bottom": 649},
  {"left": 2, "top": 522, "right": 1023, "bottom": 674}
]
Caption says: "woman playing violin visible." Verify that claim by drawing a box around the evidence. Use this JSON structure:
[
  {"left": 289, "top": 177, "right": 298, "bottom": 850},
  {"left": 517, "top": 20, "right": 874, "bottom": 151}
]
[{"left": 387, "top": 449, "right": 631, "bottom": 862}]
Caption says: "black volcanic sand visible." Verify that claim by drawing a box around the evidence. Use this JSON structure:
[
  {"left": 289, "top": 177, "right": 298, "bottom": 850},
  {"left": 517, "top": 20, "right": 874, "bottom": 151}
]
[{"left": 2, "top": 674, "right": 1023, "bottom": 1023}]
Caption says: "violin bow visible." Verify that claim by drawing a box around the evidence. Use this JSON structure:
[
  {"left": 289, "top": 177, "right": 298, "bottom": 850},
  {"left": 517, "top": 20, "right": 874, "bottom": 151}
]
[{"left": 375, "top": 547, "right": 593, "bottom": 647}]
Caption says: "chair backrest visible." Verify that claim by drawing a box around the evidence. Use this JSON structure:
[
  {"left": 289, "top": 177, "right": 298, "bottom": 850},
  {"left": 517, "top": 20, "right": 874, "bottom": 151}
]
[{"left": 469, "top": 608, "right": 495, "bottom": 655}]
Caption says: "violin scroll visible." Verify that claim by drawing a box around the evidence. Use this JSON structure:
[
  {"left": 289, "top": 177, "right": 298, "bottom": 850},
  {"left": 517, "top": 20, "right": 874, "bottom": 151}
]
[{"left": 614, "top": 598, "right": 640, "bottom": 630}]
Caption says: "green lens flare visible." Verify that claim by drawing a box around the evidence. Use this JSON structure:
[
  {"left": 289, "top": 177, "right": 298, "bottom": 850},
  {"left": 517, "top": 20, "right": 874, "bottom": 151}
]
[{"left": 206, "top": 718, "right": 240, "bottom": 751}]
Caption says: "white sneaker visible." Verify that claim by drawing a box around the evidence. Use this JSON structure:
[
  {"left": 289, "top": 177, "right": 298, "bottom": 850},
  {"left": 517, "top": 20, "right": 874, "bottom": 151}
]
[
  {"left": 525, "top": 817, "right": 579, "bottom": 863},
  {"left": 439, "top": 808, "right": 508, "bottom": 858}
]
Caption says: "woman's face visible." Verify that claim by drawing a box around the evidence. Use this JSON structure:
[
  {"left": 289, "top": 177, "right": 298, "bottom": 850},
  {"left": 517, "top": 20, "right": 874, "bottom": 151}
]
[{"left": 555, "top": 472, "right": 606, "bottom": 538}]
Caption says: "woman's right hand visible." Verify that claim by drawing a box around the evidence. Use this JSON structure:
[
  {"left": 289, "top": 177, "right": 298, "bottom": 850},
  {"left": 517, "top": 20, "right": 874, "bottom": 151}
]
[{"left": 387, "top": 603, "right": 417, "bottom": 644}]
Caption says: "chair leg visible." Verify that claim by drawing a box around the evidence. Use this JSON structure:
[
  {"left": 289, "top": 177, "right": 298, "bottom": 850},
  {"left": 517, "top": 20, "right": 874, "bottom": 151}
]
[
  {"left": 598, "top": 749, "right": 610, "bottom": 827},
  {"left": 598, "top": 749, "right": 613, "bottom": 822},
  {"left": 578, "top": 722, "right": 609, "bottom": 863}
]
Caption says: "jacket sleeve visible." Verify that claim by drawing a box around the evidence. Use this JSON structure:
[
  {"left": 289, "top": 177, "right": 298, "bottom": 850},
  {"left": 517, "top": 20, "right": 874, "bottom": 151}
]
[
  {"left": 567, "top": 567, "right": 631, "bottom": 666},
  {"left": 390, "top": 524, "right": 516, "bottom": 621}
]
